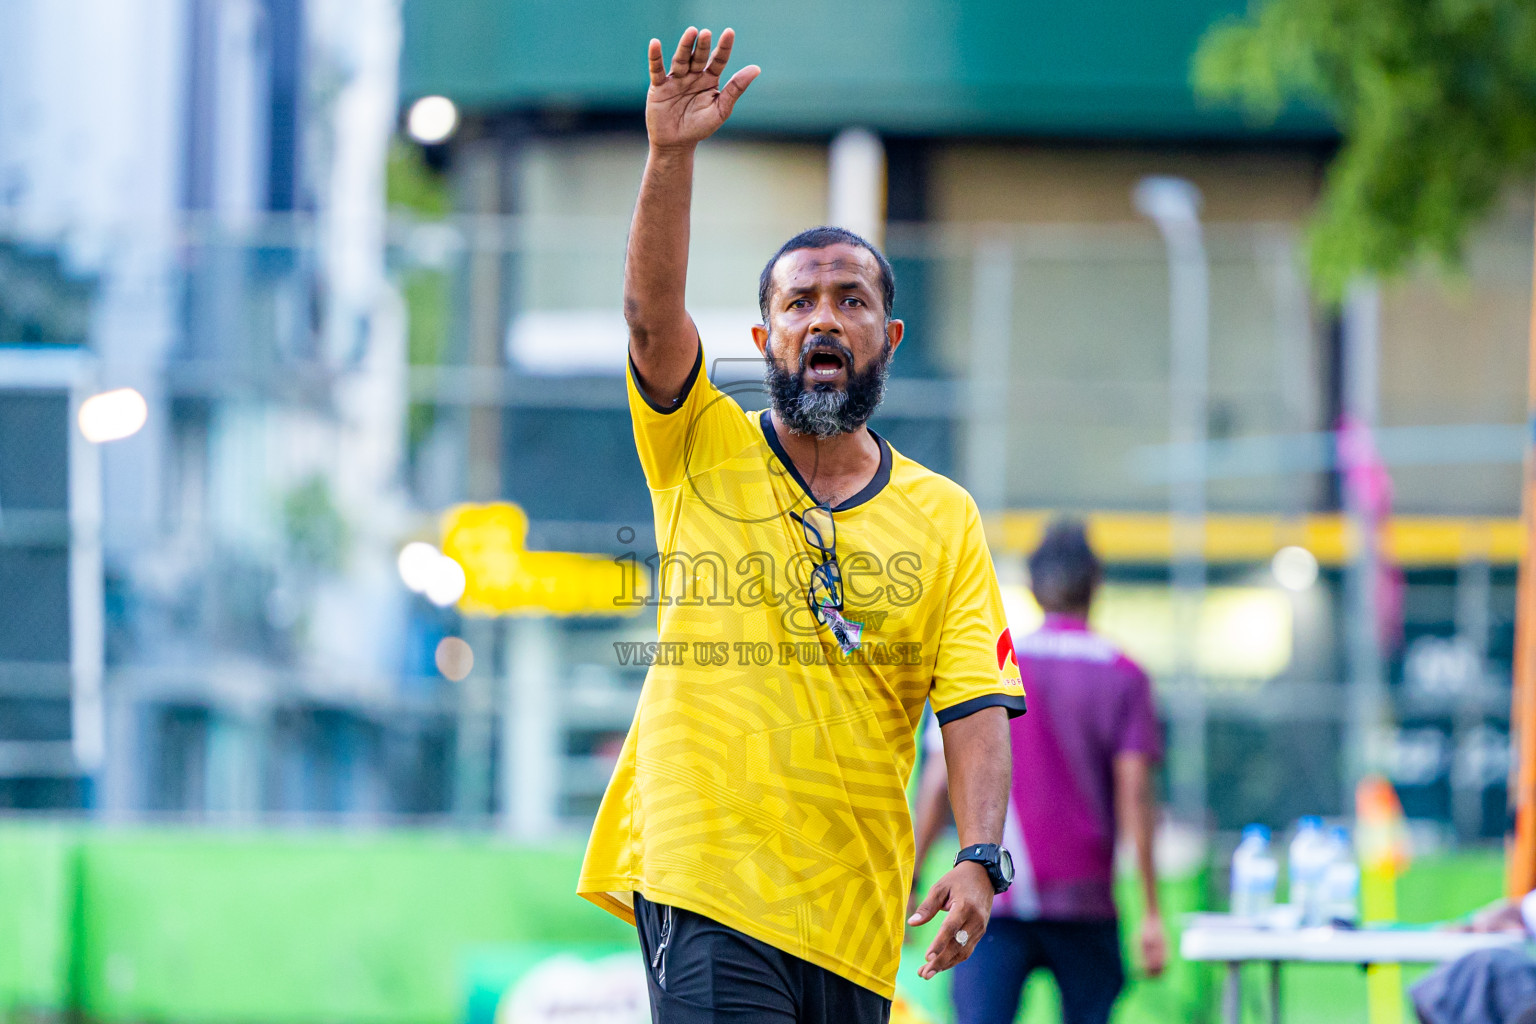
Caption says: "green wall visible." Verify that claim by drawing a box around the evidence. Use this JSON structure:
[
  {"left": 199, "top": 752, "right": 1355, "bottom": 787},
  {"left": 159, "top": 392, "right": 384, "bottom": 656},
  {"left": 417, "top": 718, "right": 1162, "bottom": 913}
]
[
  {"left": 0, "top": 824, "right": 74, "bottom": 1015},
  {"left": 0, "top": 823, "right": 1509, "bottom": 1024},
  {"left": 400, "top": 0, "right": 1332, "bottom": 138},
  {"left": 0, "top": 826, "right": 631, "bottom": 1024}
]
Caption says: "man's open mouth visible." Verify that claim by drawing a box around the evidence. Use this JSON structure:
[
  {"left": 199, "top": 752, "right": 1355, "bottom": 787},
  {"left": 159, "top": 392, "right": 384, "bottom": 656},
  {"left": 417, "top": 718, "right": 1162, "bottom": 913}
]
[{"left": 805, "top": 349, "right": 848, "bottom": 381}]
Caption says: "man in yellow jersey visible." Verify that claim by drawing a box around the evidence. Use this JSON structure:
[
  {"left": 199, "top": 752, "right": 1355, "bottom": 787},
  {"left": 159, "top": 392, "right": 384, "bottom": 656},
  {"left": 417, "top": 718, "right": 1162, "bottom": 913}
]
[{"left": 577, "top": 27, "right": 1027, "bottom": 1024}]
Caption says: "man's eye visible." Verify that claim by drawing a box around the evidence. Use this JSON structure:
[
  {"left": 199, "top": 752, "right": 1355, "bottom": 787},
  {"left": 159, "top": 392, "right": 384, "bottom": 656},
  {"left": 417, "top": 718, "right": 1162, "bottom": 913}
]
[
  {"left": 789, "top": 299, "right": 809, "bottom": 309},
  {"left": 842, "top": 297, "right": 863, "bottom": 306}
]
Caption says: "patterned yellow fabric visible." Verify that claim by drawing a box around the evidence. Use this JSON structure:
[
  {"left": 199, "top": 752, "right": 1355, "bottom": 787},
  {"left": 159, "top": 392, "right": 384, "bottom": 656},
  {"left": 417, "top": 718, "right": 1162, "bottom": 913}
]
[{"left": 578, "top": 347, "right": 1025, "bottom": 999}]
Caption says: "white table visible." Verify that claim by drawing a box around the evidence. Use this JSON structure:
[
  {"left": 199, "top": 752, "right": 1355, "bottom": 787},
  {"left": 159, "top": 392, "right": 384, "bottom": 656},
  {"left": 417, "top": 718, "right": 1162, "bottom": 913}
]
[{"left": 1180, "top": 914, "right": 1528, "bottom": 1024}]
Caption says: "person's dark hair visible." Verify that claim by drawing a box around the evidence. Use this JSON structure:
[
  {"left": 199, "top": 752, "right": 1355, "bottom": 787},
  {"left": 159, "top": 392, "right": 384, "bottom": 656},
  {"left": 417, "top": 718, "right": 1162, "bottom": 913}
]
[
  {"left": 1028, "top": 518, "right": 1102, "bottom": 614},
  {"left": 757, "top": 226, "right": 896, "bottom": 322}
]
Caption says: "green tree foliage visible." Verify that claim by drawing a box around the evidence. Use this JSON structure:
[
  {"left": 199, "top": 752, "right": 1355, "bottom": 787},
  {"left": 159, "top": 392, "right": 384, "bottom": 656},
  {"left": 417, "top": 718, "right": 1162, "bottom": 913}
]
[
  {"left": 386, "top": 140, "right": 451, "bottom": 217},
  {"left": 386, "top": 141, "right": 454, "bottom": 452},
  {"left": 1194, "top": 0, "right": 1536, "bottom": 299},
  {"left": 282, "top": 474, "right": 349, "bottom": 574}
]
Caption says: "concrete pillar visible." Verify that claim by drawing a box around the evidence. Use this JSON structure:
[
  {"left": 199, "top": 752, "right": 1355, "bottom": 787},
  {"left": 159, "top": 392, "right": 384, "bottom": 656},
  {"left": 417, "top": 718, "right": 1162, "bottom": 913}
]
[
  {"left": 962, "top": 239, "right": 1013, "bottom": 514},
  {"left": 828, "top": 128, "right": 886, "bottom": 247},
  {"left": 503, "top": 615, "right": 558, "bottom": 838},
  {"left": 1135, "top": 177, "right": 1210, "bottom": 825}
]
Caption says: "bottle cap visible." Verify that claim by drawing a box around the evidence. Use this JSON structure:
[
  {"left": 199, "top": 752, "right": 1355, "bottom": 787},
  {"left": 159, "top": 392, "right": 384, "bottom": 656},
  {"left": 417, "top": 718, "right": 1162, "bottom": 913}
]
[
  {"left": 1299, "top": 815, "right": 1323, "bottom": 829},
  {"left": 1241, "top": 824, "right": 1270, "bottom": 841}
]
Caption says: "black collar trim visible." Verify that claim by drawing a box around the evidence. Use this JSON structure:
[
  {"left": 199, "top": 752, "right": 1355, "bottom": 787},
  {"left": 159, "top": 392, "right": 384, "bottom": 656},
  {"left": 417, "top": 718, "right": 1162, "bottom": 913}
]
[{"left": 758, "top": 410, "right": 892, "bottom": 512}]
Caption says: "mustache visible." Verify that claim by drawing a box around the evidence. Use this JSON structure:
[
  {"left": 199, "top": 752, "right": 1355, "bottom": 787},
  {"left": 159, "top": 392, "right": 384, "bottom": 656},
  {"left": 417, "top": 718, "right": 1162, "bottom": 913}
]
[{"left": 796, "top": 334, "right": 855, "bottom": 373}]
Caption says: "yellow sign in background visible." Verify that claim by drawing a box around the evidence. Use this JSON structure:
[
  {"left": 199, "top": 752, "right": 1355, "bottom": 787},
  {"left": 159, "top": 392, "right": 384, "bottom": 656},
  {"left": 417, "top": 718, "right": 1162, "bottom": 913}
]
[{"left": 440, "top": 502, "right": 644, "bottom": 617}]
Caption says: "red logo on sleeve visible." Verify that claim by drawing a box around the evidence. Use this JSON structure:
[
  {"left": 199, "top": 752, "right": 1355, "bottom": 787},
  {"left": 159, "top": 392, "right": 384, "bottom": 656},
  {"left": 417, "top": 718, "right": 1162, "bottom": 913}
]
[{"left": 996, "top": 628, "right": 1017, "bottom": 670}]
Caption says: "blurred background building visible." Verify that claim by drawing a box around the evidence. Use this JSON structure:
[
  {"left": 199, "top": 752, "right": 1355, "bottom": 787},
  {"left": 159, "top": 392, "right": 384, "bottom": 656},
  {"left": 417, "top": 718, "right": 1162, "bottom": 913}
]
[{"left": 1, "top": 0, "right": 1530, "bottom": 853}]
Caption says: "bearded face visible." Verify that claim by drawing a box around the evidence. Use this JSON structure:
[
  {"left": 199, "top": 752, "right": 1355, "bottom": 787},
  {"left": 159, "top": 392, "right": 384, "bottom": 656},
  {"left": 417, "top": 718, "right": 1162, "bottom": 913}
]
[
  {"left": 754, "top": 242, "right": 899, "bottom": 438},
  {"left": 764, "top": 333, "right": 892, "bottom": 438}
]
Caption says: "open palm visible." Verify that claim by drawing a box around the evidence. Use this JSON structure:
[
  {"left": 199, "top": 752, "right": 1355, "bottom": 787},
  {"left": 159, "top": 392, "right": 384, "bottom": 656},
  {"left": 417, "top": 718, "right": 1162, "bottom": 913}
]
[{"left": 646, "top": 28, "right": 760, "bottom": 150}]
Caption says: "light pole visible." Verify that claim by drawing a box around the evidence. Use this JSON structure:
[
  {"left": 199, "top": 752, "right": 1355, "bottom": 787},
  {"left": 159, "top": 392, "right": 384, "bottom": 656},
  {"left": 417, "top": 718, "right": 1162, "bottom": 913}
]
[
  {"left": 1339, "top": 283, "right": 1390, "bottom": 806},
  {"left": 1136, "top": 176, "right": 1210, "bottom": 825},
  {"left": 1509, "top": 183, "right": 1536, "bottom": 898}
]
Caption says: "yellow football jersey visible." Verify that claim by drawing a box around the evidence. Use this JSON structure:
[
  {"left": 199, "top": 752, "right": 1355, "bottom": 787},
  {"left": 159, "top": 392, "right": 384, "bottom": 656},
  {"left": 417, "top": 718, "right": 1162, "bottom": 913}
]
[{"left": 578, "top": 346, "right": 1026, "bottom": 998}]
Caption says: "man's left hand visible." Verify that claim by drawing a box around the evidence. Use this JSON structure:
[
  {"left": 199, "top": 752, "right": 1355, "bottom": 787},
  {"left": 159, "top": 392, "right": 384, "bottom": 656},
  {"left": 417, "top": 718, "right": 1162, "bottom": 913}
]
[
  {"left": 907, "top": 861, "right": 993, "bottom": 979},
  {"left": 1462, "top": 899, "right": 1524, "bottom": 934},
  {"left": 1139, "top": 913, "right": 1168, "bottom": 978}
]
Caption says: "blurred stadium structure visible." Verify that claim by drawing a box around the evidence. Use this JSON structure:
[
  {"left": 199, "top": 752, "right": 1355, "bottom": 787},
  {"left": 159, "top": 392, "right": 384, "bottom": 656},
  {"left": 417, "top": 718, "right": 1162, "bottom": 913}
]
[{"left": 0, "top": 0, "right": 1532, "bottom": 857}]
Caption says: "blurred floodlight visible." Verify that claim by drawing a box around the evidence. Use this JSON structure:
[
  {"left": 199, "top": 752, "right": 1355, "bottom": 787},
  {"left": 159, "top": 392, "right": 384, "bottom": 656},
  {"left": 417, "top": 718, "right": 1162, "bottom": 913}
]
[
  {"left": 400, "top": 541, "right": 468, "bottom": 606},
  {"left": 434, "top": 636, "right": 474, "bottom": 681},
  {"left": 407, "top": 96, "right": 458, "bottom": 144},
  {"left": 1133, "top": 175, "right": 1203, "bottom": 226},
  {"left": 1272, "top": 545, "right": 1319, "bottom": 592},
  {"left": 397, "top": 541, "right": 442, "bottom": 593},
  {"left": 78, "top": 387, "right": 148, "bottom": 443},
  {"left": 425, "top": 554, "right": 468, "bottom": 607}
]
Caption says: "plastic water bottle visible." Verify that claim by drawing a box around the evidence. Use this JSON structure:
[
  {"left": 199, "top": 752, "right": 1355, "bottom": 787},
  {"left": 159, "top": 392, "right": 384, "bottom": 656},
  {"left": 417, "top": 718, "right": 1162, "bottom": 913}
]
[
  {"left": 1320, "top": 826, "right": 1360, "bottom": 926},
  {"left": 1230, "top": 824, "right": 1278, "bottom": 919},
  {"left": 1289, "top": 815, "right": 1330, "bottom": 926}
]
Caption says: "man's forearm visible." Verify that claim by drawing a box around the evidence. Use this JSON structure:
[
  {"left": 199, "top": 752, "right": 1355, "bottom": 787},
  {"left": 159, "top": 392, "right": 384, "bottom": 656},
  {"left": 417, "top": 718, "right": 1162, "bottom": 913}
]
[
  {"left": 911, "top": 707, "right": 1009, "bottom": 979},
  {"left": 625, "top": 145, "right": 698, "bottom": 394},
  {"left": 1114, "top": 754, "right": 1160, "bottom": 917},
  {"left": 1135, "top": 811, "right": 1159, "bottom": 917},
  {"left": 940, "top": 708, "right": 1010, "bottom": 848}
]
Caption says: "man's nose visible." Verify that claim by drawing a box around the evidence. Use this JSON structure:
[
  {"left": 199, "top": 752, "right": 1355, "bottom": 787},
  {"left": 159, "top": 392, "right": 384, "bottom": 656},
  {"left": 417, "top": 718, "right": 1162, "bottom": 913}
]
[{"left": 808, "top": 296, "right": 842, "bottom": 335}]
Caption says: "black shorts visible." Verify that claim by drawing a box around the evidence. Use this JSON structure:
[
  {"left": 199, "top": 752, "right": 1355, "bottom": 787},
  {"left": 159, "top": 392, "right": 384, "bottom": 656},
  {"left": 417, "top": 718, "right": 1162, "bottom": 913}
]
[{"left": 632, "top": 893, "right": 891, "bottom": 1024}]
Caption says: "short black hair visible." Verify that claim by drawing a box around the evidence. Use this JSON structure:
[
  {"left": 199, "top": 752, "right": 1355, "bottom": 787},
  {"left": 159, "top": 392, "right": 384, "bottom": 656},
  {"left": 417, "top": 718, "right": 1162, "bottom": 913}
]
[
  {"left": 757, "top": 226, "right": 896, "bottom": 322},
  {"left": 1028, "top": 518, "right": 1102, "bottom": 613}
]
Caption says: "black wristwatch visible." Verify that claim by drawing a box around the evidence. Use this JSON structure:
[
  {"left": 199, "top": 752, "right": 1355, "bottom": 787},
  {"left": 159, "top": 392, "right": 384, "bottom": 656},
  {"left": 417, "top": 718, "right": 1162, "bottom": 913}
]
[{"left": 955, "top": 843, "right": 1015, "bottom": 895}]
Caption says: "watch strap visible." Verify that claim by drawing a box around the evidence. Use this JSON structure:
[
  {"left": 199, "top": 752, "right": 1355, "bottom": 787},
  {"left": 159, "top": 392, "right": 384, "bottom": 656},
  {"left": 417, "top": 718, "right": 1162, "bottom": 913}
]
[
  {"left": 955, "top": 843, "right": 1011, "bottom": 894},
  {"left": 956, "top": 843, "right": 999, "bottom": 864}
]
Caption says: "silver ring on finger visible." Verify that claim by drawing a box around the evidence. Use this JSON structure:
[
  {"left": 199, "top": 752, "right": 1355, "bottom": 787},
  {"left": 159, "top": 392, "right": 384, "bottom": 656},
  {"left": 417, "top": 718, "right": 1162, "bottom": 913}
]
[{"left": 955, "top": 929, "right": 970, "bottom": 947}]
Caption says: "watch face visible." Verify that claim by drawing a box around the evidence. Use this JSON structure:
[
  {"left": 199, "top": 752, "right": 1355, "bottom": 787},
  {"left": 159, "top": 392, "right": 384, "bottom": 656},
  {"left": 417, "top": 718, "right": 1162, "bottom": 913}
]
[{"left": 1000, "top": 848, "right": 1015, "bottom": 885}]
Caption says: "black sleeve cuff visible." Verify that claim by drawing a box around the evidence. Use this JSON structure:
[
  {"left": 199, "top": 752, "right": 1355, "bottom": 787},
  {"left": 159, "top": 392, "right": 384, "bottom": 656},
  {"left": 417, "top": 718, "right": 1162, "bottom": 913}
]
[
  {"left": 629, "top": 343, "right": 703, "bottom": 415},
  {"left": 934, "top": 693, "right": 1027, "bottom": 726}
]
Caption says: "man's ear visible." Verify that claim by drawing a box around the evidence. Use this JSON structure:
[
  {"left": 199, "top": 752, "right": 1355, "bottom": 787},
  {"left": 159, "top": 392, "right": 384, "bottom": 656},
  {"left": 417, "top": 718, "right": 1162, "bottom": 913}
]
[
  {"left": 886, "top": 318, "right": 905, "bottom": 353},
  {"left": 751, "top": 323, "right": 770, "bottom": 356}
]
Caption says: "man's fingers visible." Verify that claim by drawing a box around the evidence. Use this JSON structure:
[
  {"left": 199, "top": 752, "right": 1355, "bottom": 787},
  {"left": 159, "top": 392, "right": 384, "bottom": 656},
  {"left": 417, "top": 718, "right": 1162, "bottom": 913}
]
[
  {"left": 647, "top": 39, "right": 666, "bottom": 87},
  {"left": 918, "top": 918, "right": 963, "bottom": 979},
  {"left": 718, "top": 65, "right": 759, "bottom": 115},
  {"left": 918, "top": 906, "right": 985, "bottom": 979},
  {"left": 669, "top": 27, "right": 698, "bottom": 76},
  {"left": 907, "top": 882, "right": 946, "bottom": 927},
  {"left": 704, "top": 27, "right": 734, "bottom": 76},
  {"left": 1142, "top": 927, "right": 1168, "bottom": 977},
  {"left": 690, "top": 28, "right": 712, "bottom": 72},
  {"left": 923, "top": 903, "right": 972, "bottom": 967},
  {"left": 931, "top": 927, "right": 981, "bottom": 974},
  {"left": 923, "top": 914, "right": 959, "bottom": 966}
]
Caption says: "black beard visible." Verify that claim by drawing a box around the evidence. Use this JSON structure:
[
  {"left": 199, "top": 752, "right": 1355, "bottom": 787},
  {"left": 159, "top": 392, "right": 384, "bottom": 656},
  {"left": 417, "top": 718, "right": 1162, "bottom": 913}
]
[{"left": 764, "top": 334, "right": 892, "bottom": 439}]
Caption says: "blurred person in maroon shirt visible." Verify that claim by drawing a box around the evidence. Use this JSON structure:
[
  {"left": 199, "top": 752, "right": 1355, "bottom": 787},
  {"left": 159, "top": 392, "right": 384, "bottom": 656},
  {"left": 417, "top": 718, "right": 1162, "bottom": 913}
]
[{"left": 913, "top": 519, "right": 1166, "bottom": 1024}]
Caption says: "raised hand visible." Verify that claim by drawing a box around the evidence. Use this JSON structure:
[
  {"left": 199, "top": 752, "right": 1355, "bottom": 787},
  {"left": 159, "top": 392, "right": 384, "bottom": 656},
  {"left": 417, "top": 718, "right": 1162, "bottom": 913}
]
[{"left": 645, "top": 28, "right": 760, "bottom": 151}]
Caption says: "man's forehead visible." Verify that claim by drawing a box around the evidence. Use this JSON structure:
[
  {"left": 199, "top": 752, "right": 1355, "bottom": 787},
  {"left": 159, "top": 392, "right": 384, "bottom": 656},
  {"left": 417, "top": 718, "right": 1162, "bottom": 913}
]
[{"left": 773, "top": 244, "right": 879, "bottom": 286}]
